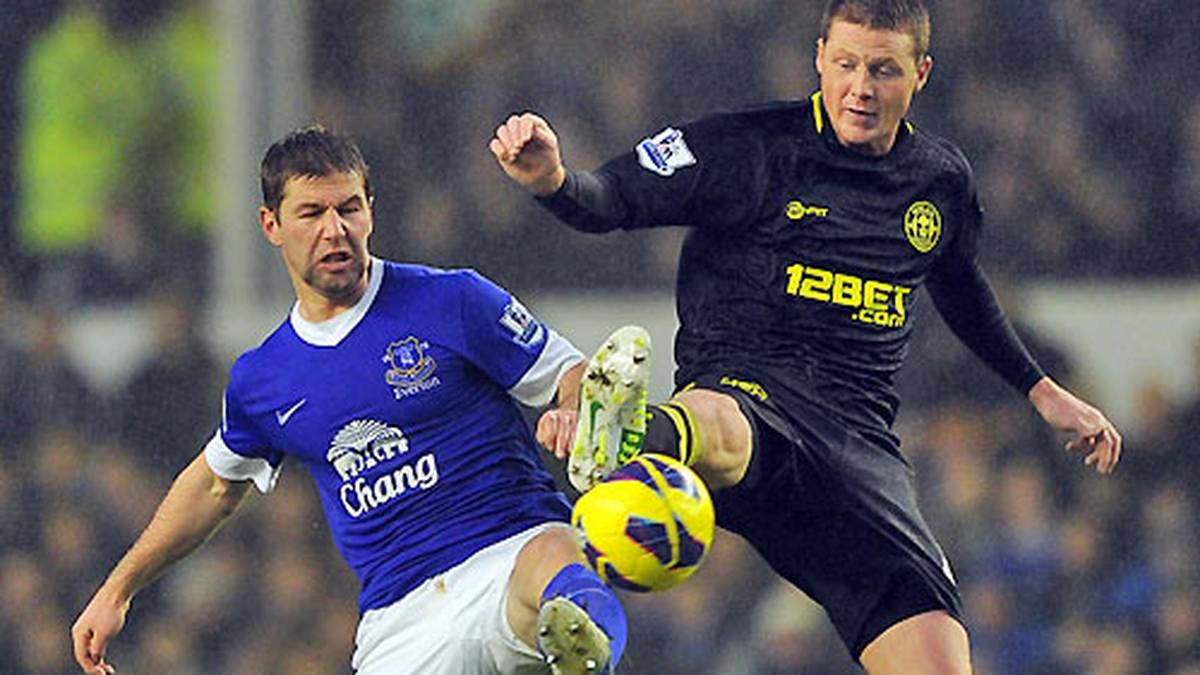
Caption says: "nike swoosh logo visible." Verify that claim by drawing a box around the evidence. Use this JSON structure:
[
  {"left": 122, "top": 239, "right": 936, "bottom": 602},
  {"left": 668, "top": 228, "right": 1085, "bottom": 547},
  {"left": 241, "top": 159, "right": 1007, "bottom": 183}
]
[
  {"left": 588, "top": 400, "right": 604, "bottom": 443},
  {"left": 275, "top": 398, "right": 307, "bottom": 426}
]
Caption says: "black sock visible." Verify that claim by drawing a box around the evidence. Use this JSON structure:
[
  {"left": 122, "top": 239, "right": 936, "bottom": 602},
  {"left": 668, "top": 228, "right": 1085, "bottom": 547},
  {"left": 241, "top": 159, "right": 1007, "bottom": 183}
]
[{"left": 642, "top": 402, "right": 698, "bottom": 466}]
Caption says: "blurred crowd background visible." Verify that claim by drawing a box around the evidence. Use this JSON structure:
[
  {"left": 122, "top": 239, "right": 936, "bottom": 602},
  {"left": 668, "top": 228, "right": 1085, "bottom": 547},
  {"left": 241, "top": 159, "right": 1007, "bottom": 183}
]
[{"left": 1, "top": 0, "right": 1199, "bottom": 673}]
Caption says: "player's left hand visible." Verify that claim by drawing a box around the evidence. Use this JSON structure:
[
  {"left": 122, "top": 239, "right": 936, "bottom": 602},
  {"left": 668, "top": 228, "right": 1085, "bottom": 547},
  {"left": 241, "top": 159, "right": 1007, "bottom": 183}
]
[
  {"left": 1028, "top": 377, "right": 1122, "bottom": 474},
  {"left": 537, "top": 408, "right": 577, "bottom": 460}
]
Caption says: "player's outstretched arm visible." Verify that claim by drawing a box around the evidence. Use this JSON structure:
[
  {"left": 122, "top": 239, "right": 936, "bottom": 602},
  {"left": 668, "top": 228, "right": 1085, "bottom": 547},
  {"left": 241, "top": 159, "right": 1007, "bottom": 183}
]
[
  {"left": 537, "top": 360, "right": 585, "bottom": 460},
  {"left": 1028, "top": 377, "right": 1123, "bottom": 475},
  {"left": 71, "top": 451, "right": 252, "bottom": 674},
  {"left": 489, "top": 112, "right": 567, "bottom": 197}
]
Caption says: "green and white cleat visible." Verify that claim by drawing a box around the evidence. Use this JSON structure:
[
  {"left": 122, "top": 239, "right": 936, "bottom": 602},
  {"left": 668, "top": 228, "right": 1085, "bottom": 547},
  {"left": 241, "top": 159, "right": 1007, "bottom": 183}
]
[
  {"left": 569, "top": 325, "right": 651, "bottom": 493},
  {"left": 537, "top": 597, "right": 612, "bottom": 675}
]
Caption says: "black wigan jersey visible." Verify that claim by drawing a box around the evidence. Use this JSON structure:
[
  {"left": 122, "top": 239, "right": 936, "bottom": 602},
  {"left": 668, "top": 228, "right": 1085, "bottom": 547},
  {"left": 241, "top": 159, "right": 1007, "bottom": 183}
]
[{"left": 541, "top": 92, "right": 1043, "bottom": 451}]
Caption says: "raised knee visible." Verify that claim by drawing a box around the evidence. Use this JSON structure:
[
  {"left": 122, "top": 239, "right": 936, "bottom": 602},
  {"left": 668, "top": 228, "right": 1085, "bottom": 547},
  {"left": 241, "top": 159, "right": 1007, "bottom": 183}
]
[
  {"left": 860, "top": 611, "right": 971, "bottom": 675},
  {"left": 672, "top": 390, "right": 752, "bottom": 489}
]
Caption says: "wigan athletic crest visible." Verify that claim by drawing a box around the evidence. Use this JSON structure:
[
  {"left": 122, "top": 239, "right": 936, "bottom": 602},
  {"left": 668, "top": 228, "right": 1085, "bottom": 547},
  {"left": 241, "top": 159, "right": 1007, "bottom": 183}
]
[
  {"left": 904, "top": 200, "right": 942, "bottom": 253},
  {"left": 383, "top": 336, "right": 441, "bottom": 399}
]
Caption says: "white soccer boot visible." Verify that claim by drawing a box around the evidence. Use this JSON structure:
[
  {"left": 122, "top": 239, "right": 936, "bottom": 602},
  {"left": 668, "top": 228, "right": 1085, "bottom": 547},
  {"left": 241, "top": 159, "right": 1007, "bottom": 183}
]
[
  {"left": 569, "top": 325, "right": 651, "bottom": 493},
  {"left": 537, "top": 597, "right": 612, "bottom": 675}
]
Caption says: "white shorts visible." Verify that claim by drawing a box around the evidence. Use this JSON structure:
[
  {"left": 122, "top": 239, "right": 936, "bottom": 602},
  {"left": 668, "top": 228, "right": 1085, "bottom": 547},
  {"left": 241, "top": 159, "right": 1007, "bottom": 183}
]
[{"left": 351, "top": 523, "right": 566, "bottom": 675}]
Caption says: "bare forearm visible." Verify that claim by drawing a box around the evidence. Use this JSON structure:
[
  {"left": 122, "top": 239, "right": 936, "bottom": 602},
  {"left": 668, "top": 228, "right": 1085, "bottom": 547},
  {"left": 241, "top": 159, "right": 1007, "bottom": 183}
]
[
  {"left": 1026, "top": 376, "right": 1058, "bottom": 407},
  {"left": 99, "top": 453, "right": 250, "bottom": 603},
  {"left": 556, "top": 361, "right": 586, "bottom": 410},
  {"left": 537, "top": 360, "right": 587, "bottom": 459}
]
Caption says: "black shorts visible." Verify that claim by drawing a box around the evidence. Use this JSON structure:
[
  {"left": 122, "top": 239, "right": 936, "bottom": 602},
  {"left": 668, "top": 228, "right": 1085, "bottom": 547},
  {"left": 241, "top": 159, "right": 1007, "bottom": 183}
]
[{"left": 683, "top": 372, "right": 965, "bottom": 660}]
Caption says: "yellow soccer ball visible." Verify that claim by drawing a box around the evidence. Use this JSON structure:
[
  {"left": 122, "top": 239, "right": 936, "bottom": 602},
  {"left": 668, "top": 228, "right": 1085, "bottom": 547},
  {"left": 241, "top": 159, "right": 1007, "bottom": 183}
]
[{"left": 571, "top": 454, "right": 715, "bottom": 592}]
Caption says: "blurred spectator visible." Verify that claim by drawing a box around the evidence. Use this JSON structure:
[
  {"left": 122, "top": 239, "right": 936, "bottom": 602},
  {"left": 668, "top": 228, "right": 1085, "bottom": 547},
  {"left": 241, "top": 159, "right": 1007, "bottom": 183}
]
[
  {"left": 17, "top": 0, "right": 215, "bottom": 303},
  {"left": 987, "top": 459, "right": 1060, "bottom": 596},
  {"left": 1153, "top": 583, "right": 1200, "bottom": 671},
  {"left": 5, "top": 308, "right": 106, "bottom": 444},
  {"left": 0, "top": 270, "right": 31, "bottom": 449},
  {"left": 17, "top": 0, "right": 147, "bottom": 257},
  {"left": 1171, "top": 97, "right": 1200, "bottom": 237},
  {"left": 740, "top": 579, "right": 854, "bottom": 675},
  {"left": 1055, "top": 515, "right": 1112, "bottom": 620},
  {"left": 116, "top": 286, "right": 221, "bottom": 469},
  {"left": 1172, "top": 335, "right": 1200, "bottom": 461}
]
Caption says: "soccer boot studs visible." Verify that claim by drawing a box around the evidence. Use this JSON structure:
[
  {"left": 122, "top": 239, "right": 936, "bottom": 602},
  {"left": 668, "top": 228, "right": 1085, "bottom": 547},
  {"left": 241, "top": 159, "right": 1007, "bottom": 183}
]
[
  {"left": 537, "top": 597, "right": 612, "bottom": 675},
  {"left": 569, "top": 325, "right": 651, "bottom": 493}
]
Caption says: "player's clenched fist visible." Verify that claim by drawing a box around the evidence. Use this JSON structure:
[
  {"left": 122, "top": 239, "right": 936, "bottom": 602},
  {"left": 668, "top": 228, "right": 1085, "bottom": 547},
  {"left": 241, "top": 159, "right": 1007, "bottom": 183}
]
[{"left": 489, "top": 113, "right": 566, "bottom": 196}]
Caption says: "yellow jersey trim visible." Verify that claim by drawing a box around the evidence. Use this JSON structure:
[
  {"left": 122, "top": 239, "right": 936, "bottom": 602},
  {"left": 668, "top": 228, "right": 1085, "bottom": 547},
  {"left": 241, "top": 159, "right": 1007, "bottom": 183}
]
[
  {"left": 811, "top": 91, "right": 825, "bottom": 134},
  {"left": 658, "top": 402, "right": 697, "bottom": 466},
  {"left": 811, "top": 91, "right": 914, "bottom": 140}
]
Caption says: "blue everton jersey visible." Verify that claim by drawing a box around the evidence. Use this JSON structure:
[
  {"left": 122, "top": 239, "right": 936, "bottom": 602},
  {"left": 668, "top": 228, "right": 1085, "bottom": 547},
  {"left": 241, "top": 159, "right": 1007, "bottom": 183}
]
[{"left": 204, "top": 258, "right": 580, "bottom": 611}]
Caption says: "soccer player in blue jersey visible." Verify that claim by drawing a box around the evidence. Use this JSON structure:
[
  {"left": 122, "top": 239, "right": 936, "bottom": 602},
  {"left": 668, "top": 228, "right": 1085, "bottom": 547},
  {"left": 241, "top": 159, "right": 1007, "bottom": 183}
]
[
  {"left": 71, "top": 126, "right": 626, "bottom": 675},
  {"left": 493, "top": 1, "right": 1123, "bottom": 673}
]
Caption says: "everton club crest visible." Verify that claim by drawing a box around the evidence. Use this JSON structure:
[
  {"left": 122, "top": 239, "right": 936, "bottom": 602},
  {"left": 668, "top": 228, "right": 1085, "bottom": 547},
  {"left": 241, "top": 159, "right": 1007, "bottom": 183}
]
[{"left": 383, "top": 336, "right": 441, "bottom": 399}]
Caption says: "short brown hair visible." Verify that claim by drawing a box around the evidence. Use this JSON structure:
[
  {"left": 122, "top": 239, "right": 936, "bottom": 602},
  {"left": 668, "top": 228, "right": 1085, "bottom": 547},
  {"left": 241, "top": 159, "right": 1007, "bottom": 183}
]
[
  {"left": 820, "top": 0, "right": 931, "bottom": 61},
  {"left": 260, "top": 125, "right": 373, "bottom": 213}
]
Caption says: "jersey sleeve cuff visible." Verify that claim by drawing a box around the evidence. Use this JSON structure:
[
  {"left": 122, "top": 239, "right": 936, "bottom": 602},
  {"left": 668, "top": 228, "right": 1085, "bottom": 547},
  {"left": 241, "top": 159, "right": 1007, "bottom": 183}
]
[
  {"left": 204, "top": 432, "right": 281, "bottom": 494},
  {"left": 1018, "top": 364, "right": 1048, "bottom": 396},
  {"left": 508, "top": 328, "right": 584, "bottom": 407},
  {"left": 533, "top": 170, "right": 623, "bottom": 234}
]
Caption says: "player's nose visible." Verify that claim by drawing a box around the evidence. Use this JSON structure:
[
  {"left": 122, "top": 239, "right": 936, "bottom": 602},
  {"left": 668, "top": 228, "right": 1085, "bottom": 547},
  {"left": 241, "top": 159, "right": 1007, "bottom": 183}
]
[
  {"left": 848, "top": 67, "right": 873, "bottom": 99},
  {"left": 318, "top": 209, "right": 349, "bottom": 239}
]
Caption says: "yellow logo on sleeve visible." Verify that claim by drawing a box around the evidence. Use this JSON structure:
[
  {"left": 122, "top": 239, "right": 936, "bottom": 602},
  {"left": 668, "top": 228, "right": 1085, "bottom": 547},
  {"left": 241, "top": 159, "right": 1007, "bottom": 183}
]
[
  {"left": 718, "top": 376, "right": 769, "bottom": 401},
  {"left": 904, "top": 201, "right": 942, "bottom": 253}
]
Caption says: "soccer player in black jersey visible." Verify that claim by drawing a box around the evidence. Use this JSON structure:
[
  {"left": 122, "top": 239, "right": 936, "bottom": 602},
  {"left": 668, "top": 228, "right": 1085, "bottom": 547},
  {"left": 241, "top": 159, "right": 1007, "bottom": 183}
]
[{"left": 491, "top": 1, "right": 1122, "bottom": 672}]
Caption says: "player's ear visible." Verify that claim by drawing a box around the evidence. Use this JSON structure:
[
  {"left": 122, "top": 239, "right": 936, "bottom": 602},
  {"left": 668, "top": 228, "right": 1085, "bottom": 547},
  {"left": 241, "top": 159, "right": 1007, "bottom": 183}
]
[
  {"left": 914, "top": 54, "right": 933, "bottom": 92},
  {"left": 259, "top": 206, "right": 284, "bottom": 247},
  {"left": 814, "top": 38, "right": 826, "bottom": 75}
]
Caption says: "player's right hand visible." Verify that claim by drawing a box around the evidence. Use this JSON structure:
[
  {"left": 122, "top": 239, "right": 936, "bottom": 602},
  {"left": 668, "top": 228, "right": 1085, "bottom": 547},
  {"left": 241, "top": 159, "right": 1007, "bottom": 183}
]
[
  {"left": 489, "top": 113, "right": 567, "bottom": 197},
  {"left": 71, "top": 589, "right": 129, "bottom": 674},
  {"left": 537, "top": 407, "right": 578, "bottom": 460}
]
